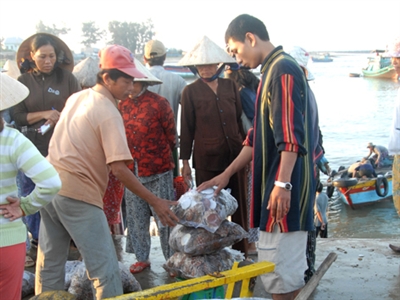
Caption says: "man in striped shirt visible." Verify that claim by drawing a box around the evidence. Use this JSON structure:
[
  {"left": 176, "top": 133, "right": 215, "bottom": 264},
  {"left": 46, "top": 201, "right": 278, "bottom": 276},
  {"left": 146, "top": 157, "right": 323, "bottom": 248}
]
[{"left": 198, "top": 14, "right": 315, "bottom": 300}]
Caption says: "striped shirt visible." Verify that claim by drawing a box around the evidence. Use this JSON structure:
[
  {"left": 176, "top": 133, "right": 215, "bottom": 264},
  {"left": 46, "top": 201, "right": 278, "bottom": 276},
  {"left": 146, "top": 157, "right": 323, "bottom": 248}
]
[
  {"left": 0, "top": 126, "right": 61, "bottom": 247},
  {"left": 244, "top": 46, "right": 315, "bottom": 232}
]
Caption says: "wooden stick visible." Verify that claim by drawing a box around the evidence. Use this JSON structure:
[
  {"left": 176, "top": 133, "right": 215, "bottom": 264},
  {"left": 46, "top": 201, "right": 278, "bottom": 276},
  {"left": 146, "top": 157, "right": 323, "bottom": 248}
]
[{"left": 294, "top": 252, "right": 338, "bottom": 300}]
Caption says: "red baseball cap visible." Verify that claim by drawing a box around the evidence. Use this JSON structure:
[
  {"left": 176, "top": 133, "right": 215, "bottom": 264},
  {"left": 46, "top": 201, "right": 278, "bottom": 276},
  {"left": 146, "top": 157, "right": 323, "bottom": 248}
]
[{"left": 99, "top": 45, "right": 146, "bottom": 79}]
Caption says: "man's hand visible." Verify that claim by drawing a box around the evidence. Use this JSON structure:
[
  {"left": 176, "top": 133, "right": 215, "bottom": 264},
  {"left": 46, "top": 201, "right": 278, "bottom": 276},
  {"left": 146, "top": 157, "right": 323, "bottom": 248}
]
[
  {"left": 0, "top": 196, "right": 24, "bottom": 221},
  {"left": 153, "top": 198, "right": 179, "bottom": 227},
  {"left": 181, "top": 163, "right": 193, "bottom": 188},
  {"left": 267, "top": 186, "right": 291, "bottom": 222},
  {"left": 197, "top": 172, "right": 230, "bottom": 195}
]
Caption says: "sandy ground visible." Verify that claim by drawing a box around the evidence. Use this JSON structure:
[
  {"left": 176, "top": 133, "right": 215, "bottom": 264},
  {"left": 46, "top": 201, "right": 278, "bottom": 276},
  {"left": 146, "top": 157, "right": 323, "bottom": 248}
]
[{"left": 24, "top": 237, "right": 400, "bottom": 299}]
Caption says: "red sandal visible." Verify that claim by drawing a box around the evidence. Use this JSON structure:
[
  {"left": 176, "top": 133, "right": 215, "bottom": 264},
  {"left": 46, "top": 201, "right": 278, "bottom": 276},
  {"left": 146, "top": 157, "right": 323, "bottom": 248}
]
[{"left": 129, "top": 261, "right": 151, "bottom": 274}]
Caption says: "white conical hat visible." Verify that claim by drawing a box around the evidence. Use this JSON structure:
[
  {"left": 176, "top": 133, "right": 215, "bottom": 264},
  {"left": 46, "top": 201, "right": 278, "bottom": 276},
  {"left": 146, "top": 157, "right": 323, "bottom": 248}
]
[
  {"left": 3, "top": 60, "right": 21, "bottom": 80},
  {"left": 73, "top": 57, "right": 100, "bottom": 88},
  {"left": 288, "top": 46, "right": 315, "bottom": 81},
  {"left": 133, "top": 57, "right": 162, "bottom": 85},
  {"left": 0, "top": 73, "right": 29, "bottom": 110},
  {"left": 178, "top": 36, "right": 236, "bottom": 66}
]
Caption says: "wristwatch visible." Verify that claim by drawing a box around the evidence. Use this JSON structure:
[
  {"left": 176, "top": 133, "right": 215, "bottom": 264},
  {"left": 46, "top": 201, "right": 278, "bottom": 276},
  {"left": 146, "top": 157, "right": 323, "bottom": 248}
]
[{"left": 274, "top": 181, "right": 292, "bottom": 191}]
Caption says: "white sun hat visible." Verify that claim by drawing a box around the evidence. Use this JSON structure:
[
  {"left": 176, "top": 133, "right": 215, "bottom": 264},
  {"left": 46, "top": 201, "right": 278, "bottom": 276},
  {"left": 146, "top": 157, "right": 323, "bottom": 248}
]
[
  {"left": 73, "top": 57, "right": 100, "bottom": 88},
  {"left": 288, "top": 46, "right": 315, "bottom": 81},
  {"left": 1, "top": 73, "right": 30, "bottom": 110},
  {"left": 133, "top": 57, "right": 162, "bottom": 85},
  {"left": 3, "top": 60, "right": 21, "bottom": 80},
  {"left": 178, "top": 36, "right": 236, "bottom": 66},
  {"left": 388, "top": 36, "right": 400, "bottom": 57}
]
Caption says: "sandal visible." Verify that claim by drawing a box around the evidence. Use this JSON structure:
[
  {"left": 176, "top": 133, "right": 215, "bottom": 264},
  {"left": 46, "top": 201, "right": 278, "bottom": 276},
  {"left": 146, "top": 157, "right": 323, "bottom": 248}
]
[
  {"left": 25, "top": 255, "right": 35, "bottom": 268},
  {"left": 129, "top": 261, "right": 150, "bottom": 274}
]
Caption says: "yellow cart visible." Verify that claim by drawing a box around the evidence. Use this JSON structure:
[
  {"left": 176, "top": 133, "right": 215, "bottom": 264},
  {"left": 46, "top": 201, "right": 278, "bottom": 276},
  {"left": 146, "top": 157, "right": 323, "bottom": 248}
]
[{"left": 105, "top": 260, "right": 275, "bottom": 300}]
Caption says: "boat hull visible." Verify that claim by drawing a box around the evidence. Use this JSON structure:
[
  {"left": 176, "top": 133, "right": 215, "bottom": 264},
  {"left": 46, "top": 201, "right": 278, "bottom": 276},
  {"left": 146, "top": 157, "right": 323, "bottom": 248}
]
[
  {"left": 362, "top": 66, "right": 398, "bottom": 79},
  {"left": 337, "top": 177, "right": 393, "bottom": 207}
]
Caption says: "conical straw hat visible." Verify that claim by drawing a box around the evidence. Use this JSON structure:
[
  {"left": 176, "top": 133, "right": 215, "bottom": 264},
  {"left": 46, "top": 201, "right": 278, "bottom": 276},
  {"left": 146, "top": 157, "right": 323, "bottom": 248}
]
[
  {"left": 3, "top": 60, "right": 21, "bottom": 80},
  {"left": 16, "top": 33, "right": 74, "bottom": 73},
  {"left": 133, "top": 57, "right": 162, "bottom": 85},
  {"left": 178, "top": 36, "right": 236, "bottom": 66},
  {"left": 0, "top": 73, "right": 29, "bottom": 110},
  {"left": 73, "top": 57, "right": 100, "bottom": 88}
]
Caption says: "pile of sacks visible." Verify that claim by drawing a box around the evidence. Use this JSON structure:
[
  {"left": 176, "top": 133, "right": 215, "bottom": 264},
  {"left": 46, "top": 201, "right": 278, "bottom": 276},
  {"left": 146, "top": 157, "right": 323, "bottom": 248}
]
[
  {"left": 163, "top": 188, "right": 248, "bottom": 279},
  {"left": 22, "top": 260, "right": 141, "bottom": 299}
]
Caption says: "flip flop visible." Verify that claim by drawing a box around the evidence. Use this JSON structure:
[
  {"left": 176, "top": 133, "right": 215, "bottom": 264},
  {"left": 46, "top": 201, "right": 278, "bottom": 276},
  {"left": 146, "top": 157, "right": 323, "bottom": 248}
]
[
  {"left": 129, "top": 261, "right": 150, "bottom": 274},
  {"left": 25, "top": 255, "right": 35, "bottom": 268}
]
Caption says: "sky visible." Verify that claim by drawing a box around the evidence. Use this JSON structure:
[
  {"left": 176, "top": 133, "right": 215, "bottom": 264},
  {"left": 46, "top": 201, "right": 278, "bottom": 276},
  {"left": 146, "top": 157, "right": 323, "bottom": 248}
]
[{"left": 1, "top": 0, "right": 400, "bottom": 54}]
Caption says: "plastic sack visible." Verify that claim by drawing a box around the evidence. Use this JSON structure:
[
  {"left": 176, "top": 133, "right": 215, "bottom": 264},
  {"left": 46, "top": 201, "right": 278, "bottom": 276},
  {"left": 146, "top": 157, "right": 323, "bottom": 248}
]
[
  {"left": 163, "top": 247, "right": 243, "bottom": 279},
  {"left": 68, "top": 261, "right": 141, "bottom": 299},
  {"left": 171, "top": 188, "right": 238, "bottom": 233},
  {"left": 22, "top": 270, "right": 35, "bottom": 298},
  {"left": 64, "top": 260, "right": 83, "bottom": 290},
  {"left": 169, "top": 220, "right": 248, "bottom": 256}
]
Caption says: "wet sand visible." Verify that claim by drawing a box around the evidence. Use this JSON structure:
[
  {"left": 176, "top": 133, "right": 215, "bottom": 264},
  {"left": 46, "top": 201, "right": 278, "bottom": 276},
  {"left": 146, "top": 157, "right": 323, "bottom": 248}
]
[{"left": 24, "top": 236, "right": 400, "bottom": 299}]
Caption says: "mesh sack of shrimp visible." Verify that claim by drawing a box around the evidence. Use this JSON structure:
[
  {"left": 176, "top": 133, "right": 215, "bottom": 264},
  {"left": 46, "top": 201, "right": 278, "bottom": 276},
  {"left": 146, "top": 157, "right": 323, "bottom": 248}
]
[
  {"left": 163, "top": 247, "right": 244, "bottom": 279},
  {"left": 171, "top": 187, "right": 238, "bottom": 233},
  {"left": 169, "top": 220, "right": 248, "bottom": 256}
]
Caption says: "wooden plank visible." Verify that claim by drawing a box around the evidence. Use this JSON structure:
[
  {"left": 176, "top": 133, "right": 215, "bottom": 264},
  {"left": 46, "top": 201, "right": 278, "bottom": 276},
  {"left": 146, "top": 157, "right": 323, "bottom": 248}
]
[
  {"left": 104, "top": 260, "right": 275, "bottom": 300},
  {"left": 294, "top": 252, "right": 338, "bottom": 300}
]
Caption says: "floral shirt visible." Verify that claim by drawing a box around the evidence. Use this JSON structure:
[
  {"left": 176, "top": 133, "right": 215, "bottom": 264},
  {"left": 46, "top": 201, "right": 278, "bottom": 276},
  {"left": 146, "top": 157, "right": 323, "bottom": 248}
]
[{"left": 119, "top": 89, "right": 176, "bottom": 177}]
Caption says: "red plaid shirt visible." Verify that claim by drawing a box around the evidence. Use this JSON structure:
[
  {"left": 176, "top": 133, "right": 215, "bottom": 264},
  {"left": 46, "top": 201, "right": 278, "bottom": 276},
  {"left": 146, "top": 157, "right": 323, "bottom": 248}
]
[{"left": 119, "top": 90, "right": 176, "bottom": 177}]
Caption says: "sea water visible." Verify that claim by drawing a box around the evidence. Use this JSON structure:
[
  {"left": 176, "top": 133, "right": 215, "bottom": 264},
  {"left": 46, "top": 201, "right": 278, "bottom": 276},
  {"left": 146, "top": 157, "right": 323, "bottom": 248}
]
[{"left": 310, "top": 53, "right": 399, "bottom": 238}]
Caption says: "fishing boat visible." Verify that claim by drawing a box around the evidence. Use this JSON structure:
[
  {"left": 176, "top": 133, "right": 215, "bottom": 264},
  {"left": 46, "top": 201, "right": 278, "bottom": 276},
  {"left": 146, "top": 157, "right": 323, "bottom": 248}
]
[
  {"left": 311, "top": 55, "right": 333, "bottom": 62},
  {"left": 164, "top": 65, "right": 196, "bottom": 79},
  {"left": 326, "top": 164, "right": 393, "bottom": 208},
  {"left": 361, "top": 51, "right": 398, "bottom": 79}
]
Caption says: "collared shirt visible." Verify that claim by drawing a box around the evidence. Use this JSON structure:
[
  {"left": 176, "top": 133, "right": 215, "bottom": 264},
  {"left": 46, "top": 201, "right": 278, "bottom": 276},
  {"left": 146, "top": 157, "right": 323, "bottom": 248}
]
[
  {"left": 244, "top": 46, "right": 315, "bottom": 233},
  {"left": 180, "top": 78, "right": 245, "bottom": 171},
  {"left": 119, "top": 90, "right": 176, "bottom": 177},
  {"left": 48, "top": 89, "right": 132, "bottom": 209}
]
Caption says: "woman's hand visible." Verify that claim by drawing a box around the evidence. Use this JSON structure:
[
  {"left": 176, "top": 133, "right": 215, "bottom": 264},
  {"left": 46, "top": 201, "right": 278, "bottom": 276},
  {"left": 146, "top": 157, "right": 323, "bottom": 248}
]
[
  {"left": 0, "top": 196, "right": 24, "bottom": 221},
  {"left": 43, "top": 109, "right": 60, "bottom": 126},
  {"left": 181, "top": 161, "right": 193, "bottom": 188}
]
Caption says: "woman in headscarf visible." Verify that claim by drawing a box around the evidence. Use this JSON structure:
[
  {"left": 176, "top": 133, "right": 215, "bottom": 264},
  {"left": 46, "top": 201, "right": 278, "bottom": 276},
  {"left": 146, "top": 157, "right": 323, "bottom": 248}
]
[
  {"left": 11, "top": 33, "right": 80, "bottom": 251},
  {"left": 119, "top": 58, "right": 177, "bottom": 274},
  {"left": 179, "top": 36, "right": 249, "bottom": 256},
  {"left": 0, "top": 73, "right": 61, "bottom": 300}
]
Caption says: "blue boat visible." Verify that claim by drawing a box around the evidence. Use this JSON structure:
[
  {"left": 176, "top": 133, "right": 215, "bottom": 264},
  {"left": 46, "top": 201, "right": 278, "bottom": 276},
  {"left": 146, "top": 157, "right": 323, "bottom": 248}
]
[
  {"left": 327, "top": 165, "right": 393, "bottom": 208},
  {"left": 311, "top": 55, "right": 333, "bottom": 62}
]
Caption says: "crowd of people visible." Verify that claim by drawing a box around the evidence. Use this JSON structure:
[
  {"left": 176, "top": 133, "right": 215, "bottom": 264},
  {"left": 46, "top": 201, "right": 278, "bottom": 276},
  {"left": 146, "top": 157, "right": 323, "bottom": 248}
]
[{"left": 0, "top": 13, "right": 399, "bottom": 300}]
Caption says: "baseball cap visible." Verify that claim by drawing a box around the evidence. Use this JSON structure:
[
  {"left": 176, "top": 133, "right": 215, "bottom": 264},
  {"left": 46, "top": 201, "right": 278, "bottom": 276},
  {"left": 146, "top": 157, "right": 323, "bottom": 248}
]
[
  {"left": 144, "top": 40, "right": 167, "bottom": 59},
  {"left": 99, "top": 45, "right": 146, "bottom": 78}
]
